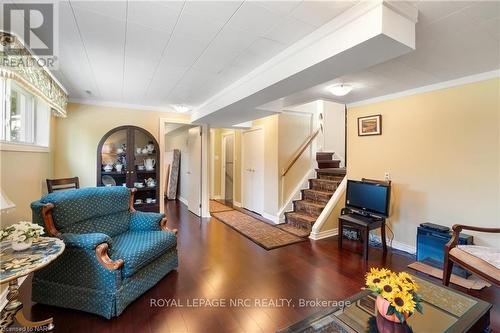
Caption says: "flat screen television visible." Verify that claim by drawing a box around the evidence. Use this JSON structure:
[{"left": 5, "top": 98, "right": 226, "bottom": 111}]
[{"left": 346, "top": 180, "right": 391, "bottom": 217}]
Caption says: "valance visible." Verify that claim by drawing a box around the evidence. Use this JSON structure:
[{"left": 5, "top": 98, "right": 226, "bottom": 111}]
[{"left": 0, "top": 33, "right": 67, "bottom": 117}]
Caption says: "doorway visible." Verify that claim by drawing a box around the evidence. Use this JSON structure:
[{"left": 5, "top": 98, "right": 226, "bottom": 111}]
[
  {"left": 221, "top": 133, "right": 235, "bottom": 204},
  {"left": 159, "top": 119, "right": 203, "bottom": 217},
  {"left": 242, "top": 128, "right": 264, "bottom": 215}
]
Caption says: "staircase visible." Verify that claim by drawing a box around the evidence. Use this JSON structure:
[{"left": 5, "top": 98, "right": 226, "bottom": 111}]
[{"left": 281, "top": 153, "right": 345, "bottom": 237}]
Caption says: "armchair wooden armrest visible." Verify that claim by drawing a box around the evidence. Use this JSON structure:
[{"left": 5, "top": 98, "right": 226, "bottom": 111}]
[
  {"left": 41, "top": 203, "right": 61, "bottom": 237},
  {"left": 446, "top": 224, "right": 500, "bottom": 251},
  {"left": 160, "top": 217, "right": 178, "bottom": 235},
  {"left": 96, "top": 243, "right": 124, "bottom": 271},
  {"left": 443, "top": 224, "right": 500, "bottom": 286}
]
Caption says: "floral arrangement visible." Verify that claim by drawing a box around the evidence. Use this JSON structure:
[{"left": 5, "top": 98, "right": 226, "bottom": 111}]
[
  {"left": 0, "top": 221, "right": 44, "bottom": 243},
  {"left": 365, "top": 267, "right": 423, "bottom": 323}
]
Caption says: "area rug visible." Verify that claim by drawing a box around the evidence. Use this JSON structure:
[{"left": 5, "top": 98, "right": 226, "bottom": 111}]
[
  {"left": 408, "top": 261, "right": 491, "bottom": 290},
  {"left": 211, "top": 210, "right": 305, "bottom": 250},
  {"left": 209, "top": 200, "right": 233, "bottom": 213}
]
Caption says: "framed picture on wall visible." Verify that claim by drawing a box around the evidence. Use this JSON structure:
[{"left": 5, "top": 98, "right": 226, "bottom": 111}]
[{"left": 358, "top": 114, "right": 382, "bottom": 136}]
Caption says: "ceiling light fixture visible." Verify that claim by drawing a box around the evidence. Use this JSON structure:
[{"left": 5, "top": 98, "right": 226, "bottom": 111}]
[
  {"left": 172, "top": 105, "right": 191, "bottom": 113},
  {"left": 327, "top": 84, "right": 353, "bottom": 97}
]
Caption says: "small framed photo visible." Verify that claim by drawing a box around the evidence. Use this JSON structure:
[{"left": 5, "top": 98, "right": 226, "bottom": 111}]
[{"left": 358, "top": 114, "right": 382, "bottom": 136}]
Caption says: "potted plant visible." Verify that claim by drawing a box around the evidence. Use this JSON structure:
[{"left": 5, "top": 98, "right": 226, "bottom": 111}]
[
  {"left": 0, "top": 221, "right": 44, "bottom": 251},
  {"left": 365, "top": 268, "right": 423, "bottom": 323}
]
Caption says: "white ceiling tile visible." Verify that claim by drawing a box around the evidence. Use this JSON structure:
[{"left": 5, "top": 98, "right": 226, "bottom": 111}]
[
  {"left": 415, "top": 1, "right": 476, "bottom": 27},
  {"left": 264, "top": 16, "right": 316, "bottom": 44},
  {"left": 125, "top": 22, "right": 170, "bottom": 63},
  {"left": 183, "top": 1, "right": 243, "bottom": 23},
  {"left": 192, "top": 27, "right": 258, "bottom": 74},
  {"left": 255, "top": 1, "right": 303, "bottom": 16},
  {"left": 160, "top": 33, "right": 209, "bottom": 68},
  {"left": 70, "top": 1, "right": 126, "bottom": 21},
  {"left": 127, "top": 1, "right": 181, "bottom": 33},
  {"left": 289, "top": 1, "right": 356, "bottom": 27},
  {"left": 461, "top": 1, "right": 500, "bottom": 24},
  {"left": 478, "top": 18, "right": 500, "bottom": 41},
  {"left": 175, "top": 10, "right": 225, "bottom": 42},
  {"left": 226, "top": 2, "right": 283, "bottom": 36},
  {"left": 73, "top": 6, "right": 125, "bottom": 51}
]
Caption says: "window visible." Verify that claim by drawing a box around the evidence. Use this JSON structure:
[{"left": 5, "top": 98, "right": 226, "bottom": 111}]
[{"left": 0, "top": 79, "right": 50, "bottom": 149}]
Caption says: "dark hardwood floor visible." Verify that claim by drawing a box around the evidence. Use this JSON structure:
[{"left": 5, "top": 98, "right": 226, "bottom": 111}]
[{"left": 17, "top": 200, "right": 498, "bottom": 332}]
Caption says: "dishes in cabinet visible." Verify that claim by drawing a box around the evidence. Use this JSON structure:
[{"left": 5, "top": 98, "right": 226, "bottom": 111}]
[{"left": 102, "top": 175, "right": 116, "bottom": 186}]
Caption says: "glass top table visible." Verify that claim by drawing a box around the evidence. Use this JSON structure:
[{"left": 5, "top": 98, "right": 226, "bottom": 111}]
[
  {"left": 0, "top": 237, "right": 65, "bottom": 332},
  {"left": 279, "top": 275, "right": 492, "bottom": 333}
]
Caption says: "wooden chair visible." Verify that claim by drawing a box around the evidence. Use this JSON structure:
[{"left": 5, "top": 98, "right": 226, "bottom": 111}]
[
  {"left": 46, "top": 177, "right": 80, "bottom": 193},
  {"left": 443, "top": 224, "right": 500, "bottom": 287}
]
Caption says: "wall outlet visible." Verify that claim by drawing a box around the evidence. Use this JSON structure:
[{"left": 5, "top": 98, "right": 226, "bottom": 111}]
[{"left": 384, "top": 172, "right": 390, "bottom": 181}]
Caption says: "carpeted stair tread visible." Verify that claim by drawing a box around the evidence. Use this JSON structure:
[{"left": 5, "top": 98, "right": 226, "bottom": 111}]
[
  {"left": 285, "top": 212, "right": 317, "bottom": 224},
  {"left": 309, "top": 178, "right": 339, "bottom": 191},
  {"left": 277, "top": 224, "right": 311, "bottom": 238},
  {"left": 293, "top": 200, "right": 325, "bottom": 217},
  {"left": 301, "top": 189, "right": 332, "bottom": 205},
  {"left": 294, "top": 200, "right": 326, "bottom": 209}
]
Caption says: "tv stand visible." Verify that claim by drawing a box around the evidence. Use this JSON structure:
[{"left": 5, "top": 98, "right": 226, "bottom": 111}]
[{"left": 338, "top": 208, "right": 387, "bottom": 261}]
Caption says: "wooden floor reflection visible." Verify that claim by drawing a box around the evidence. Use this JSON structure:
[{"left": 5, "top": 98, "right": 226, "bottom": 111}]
[{"left": 17, "top": 200, "right": 499, "bottom": 333}]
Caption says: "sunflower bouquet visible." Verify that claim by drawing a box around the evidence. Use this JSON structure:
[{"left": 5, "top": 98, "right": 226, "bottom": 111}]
[{"left": 365, "top": 268, "right": 423, "bottom": 323}]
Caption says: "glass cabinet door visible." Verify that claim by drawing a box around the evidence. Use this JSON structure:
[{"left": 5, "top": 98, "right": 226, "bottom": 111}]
[
  {"left": 131, "top": 129, "right": 158, "bottom": 211},
  {"left": 100, "top": 128, "right": 129, "bottom": 187}
]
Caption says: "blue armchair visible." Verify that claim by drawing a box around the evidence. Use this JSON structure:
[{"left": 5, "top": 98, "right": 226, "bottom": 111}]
[{"left": 31, "top": 187, "right": 178, "bottom": 319}]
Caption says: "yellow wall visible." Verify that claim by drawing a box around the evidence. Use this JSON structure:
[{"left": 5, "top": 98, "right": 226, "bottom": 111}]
[
  {"left": 54, "top": 103, "right": 189, "bottom": 188},
  {"left": 278, "top": 112, "right": 313, "bottom": 206},
  {"left": 347, "top": 78, "right": 500, "bottom": 248},
  {"left": 0, "top": 116, "right": 57, "bottom": 228}
]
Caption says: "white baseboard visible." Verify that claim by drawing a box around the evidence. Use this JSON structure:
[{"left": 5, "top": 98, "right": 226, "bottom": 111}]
[
  {"left": 178, "top": 196, "right": 188, "bottom": 206},
  {"left": 370, "top": 234, "right": 416, "bottom": 255},
  {"left": 0, "top": 276, "right": 27, "bottom": 311},
  {"left": 309, "top": 228, "right": 338, "bottom": 240},
  {"left": 211, "top": 195, "right": 223, "bottom": 200},
  {"left": 233, "top": 201, "right": 242, "bottom": 207},
  {"left": 262, "top": 212, "right": 279, "bottom": 224}
]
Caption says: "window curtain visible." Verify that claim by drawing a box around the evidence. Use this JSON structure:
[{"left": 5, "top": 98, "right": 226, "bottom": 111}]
[{"left": 0, "top": 33, "right": 68, "bottom": 117}]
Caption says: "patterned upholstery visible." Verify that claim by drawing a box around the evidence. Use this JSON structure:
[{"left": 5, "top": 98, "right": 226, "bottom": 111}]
[
  {"left": 112, "top": 231, "right": 177, "bottom": 278},
  {"left": 30, "top": 187, "right": 178, "bottom": 319}
]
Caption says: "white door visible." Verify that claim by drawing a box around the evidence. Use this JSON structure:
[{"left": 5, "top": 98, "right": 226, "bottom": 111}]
[
  {"left": 187, "top": 127, "right": 201, "bottom": 216},
  {"left": 242, "top": 129, "right": 264, "bottom": 214}
]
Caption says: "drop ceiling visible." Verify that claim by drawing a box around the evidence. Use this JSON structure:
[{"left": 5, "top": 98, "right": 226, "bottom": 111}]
[
  {"left": 51, "top": 0, "right": 357, "bottom": 109},
  {"left": 270, "top": 0, "right": 500, "bottom": 108},
  {"left": 3, "top": 1, "right": 498, "bottom": 113}
]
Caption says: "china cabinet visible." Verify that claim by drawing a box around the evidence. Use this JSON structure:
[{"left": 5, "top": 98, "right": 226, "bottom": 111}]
[{"left": 97, "top": 126, "right": 159, "bottom": 212}]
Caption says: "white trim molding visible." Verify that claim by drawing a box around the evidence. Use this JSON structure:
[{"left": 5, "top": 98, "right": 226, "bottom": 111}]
[
  {"left": 310, "top": 228, "right": 339, "bottom": 240},
  {"left": 348, "top": 69, "right": 500, "bottom": 108},
  {"left": 232, "top": 201, "right": 242, "bottom": 207},
  {"left": 310, "top": 177, "right": 347, "bottom": 239},
  {"left": 0, "top": 141, "right": 49, "bottom": 153},
  {"left": 178, "top": 196, "right": 188, "bottom": 206},
  {"left": 262, "top": 212, "right": 279, "bottom": 224}
]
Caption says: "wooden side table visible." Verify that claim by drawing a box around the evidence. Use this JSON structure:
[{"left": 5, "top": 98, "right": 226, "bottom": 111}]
[
  {"left": 0, "top": 237, "right": 65, "bottom": 332},
  {"left": 338, "top": 211, "right": 387, "bottom": 261}
]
